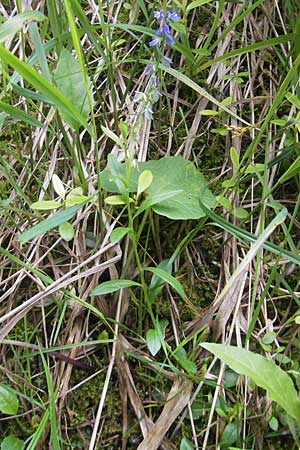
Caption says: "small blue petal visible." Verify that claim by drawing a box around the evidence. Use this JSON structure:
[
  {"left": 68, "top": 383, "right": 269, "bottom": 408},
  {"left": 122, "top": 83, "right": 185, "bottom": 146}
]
[
  {"left": 149, "top": 36, "right": 161, "bottom": 47},
  {"left": 167, "top": 11, "right": 181, "bottom": 21},
  {"left": 153, "top": 9, "right": 165, "bottom": 21},
  {"left": 165, "top": 33, "right": 175, "bottom": 46},
  {"left": 145, "top": 105, "right": 153, "bottom": 120},
  {"left": 162, "top": 22, "right": 170, "bottom": 34},
  {"left": 145, "top": 64, "right": 154, "bottom": 75},
  {"left": 162, "top": 55, "right": 172, "bottom": 66}
]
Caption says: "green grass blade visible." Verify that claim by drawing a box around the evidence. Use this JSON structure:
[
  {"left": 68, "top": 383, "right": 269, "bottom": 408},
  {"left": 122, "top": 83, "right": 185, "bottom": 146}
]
[
  {"left": 0, "top": 11, "right": 45, "bottom": 43},
  {"left": 199, "top": 199, "right": 300, "bottom": 265},
  {"left": 39, "top": 352, "right": 61, "bottom": 450},
  {"left": 26, "top": 409, "right": 50, "bottom": 450},
  {"left": 199, "top": 34, "right": 294, "bottom": 71},
  {"left": 28, "top": 22, "right": 52, "bottom": 83},
  {"left": 0, "top": 100, "right": 43, "bottom": 127},
  {"left": 160, "top": 65, "right": 251, "bottom": 125}
]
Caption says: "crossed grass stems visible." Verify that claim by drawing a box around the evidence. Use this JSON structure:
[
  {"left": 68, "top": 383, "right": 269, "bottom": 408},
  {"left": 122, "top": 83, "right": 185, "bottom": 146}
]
[{"left": 0, "top": 0, "right": 300, "bottom": 449}]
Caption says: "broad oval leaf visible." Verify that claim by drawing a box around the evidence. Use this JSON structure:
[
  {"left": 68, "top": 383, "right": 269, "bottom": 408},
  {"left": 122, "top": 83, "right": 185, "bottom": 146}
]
[
  {"left": 145, "top": 267, "right": 186, "bottom": 299},
  {"left": 137, "top": 170, "right": 153, "bottom": 197},
  {"left": 58, "top": 222, "right": 74, "bottom": 241},
  {"left": 146, "top": 329, "right": 161, "bottom": 356},
  {"left": 1, "top": 435, "right": 25, "bottom": 450},
  {"left": 101, "top": 156, "right": 215, "bottom": 220},
  {"left": 54, "top": 48, "right": 94, "bottom": 129},
  {"left": 0, "top": 384, "right": 19, "bottom": 415},
  {"left": 201, "top": 343, "right": 300, "bottom": 424},
  {"left": 90, "top": 279, "right": 141, "bottom": 296},
  {"left": 30, "top": 200, "right": 61, "bottom": 210}
]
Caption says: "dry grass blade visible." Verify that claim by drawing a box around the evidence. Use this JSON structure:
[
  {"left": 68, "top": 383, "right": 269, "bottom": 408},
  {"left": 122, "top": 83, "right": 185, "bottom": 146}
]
[{"left": 137, "top": 377, "right": 193, "bottom": 450}]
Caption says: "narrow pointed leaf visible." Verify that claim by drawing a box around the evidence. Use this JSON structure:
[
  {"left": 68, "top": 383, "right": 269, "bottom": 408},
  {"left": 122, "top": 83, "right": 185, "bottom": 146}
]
[
  {"left": 90, "top": 279, "right": 141, "bottom": 296},
  {"left": 145, "top": 267, "right": 186, "bottom": 299}
]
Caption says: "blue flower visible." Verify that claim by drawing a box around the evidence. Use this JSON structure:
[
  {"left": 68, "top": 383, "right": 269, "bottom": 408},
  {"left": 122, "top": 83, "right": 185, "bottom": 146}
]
[
  {"left": 145, "top": 63, "right": 155, "bottom": 75},
  {"left": 162, "top": 22, "right": 170, "bottom": 34},
  {"left": 153, "top": 9, "right": 165, "bottom": 21},
  {"left": 149, "top": 35, "right": 161, "bottom": 47},
  {"left": 165, "top": 32, "right": 175, "bottom": 46},
  {"left": 162, "top": 55, "right": 172, "bottom": 67},
  {"left": 148, "top": 9, "right": 180, "bottom": 47},
  {"left": 167, "top": 11, "right": 180, "bottom": 21}
]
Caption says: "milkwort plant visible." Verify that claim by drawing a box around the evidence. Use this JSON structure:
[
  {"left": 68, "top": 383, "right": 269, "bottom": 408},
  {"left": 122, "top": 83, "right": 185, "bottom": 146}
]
[{"left": 138, "top": 8, "right": 181, "bottom": 120}]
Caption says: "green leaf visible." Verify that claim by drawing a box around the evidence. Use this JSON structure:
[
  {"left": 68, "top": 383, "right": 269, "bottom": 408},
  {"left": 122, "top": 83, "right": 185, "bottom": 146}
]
[
  {"left": 186, "top": 0, "right": 214, "bottom": 12},
  {"left": 232, "top": 208, "right": 248, "bottom": 219},
  {"left": 65, "top": 187, "right": 87, "bottom": 207},
  {"left": 105, "top": 195, "right": 126, "bottom": 205},
  {"left": 110, "top": 227, "right": 130, "bottom": 243},
  {"left": 269, "top": 416, "right": 279, "bottom": 431},
  {"left": 101, "top": 125, "right": 123, "bottom": 148},
  {"left": 58, "top": 222, "right": 74, "bottom": 241},
  {"left": 145, "top": 267, "right": 186, "bottom": 299},
  {"left": 201, "top": 343, "right": 300, "bottom": 424},
  {"left": 177, "top": 357, "right": 197, "bottom": 374},
  {"left": 18, "top": 197, "right": 92, "bottom": 243},
  {"left": 180, "top": 437, "right": 194, "bottom": 450},
  {"left": 221, "top": 96, "right": 233, "bottom": 106},
  {"left": 286, "top": 92, "right": 300, "bottom": 110},
  {"left": 262, "top": 331, "right": 277, "bottom": 345},
  {"left": 244, "top": 163, "right": 265, "bottom": 174},
  {"left": 230, "top": 147, "right": 239, "bottom": 170},
  {"left": 134, "top": 190, "right": 183, "bottom": 219},
  {"left": 277, "top": 156, "right": 300, "bottom": 185},
  {"left": 217, "top": 195, "right": 232, "bottom": 210},
  {"left": 53, "top": 48, "right": 93, "bottom": 129},
  {"left": 0, "top": 11, "right": 45, "bottom": 44},
  {"left": 0, "top": 46, "right": 92, "bottom": 134},
  {"left": 223, "top": 370, "right": 239, "bottom": 388},
  {"left": 200, "top": 109, "right": 219, "bottom": 116},
  {"left": 0, "top": 100, "right": 43, "bottom": 128},
  {"left": 146, "top": 329, "right": 161, "bottom": 356},
  {"left": 30, "top": 200, "right": 62, "bottom": 210},
  {"left": 0, "top": 385, "right": 19, "bottom": 415},
  {"left": 271, "top": 119, "right": 287, "bottom": 127},
  {"left": 149, "top": 259, "right": 173, "bottom": 302},
  {"left": 137, "top": 170, "right": 153, "bottom": 197},
  {"left": 90, "top": 279, "right": 141, "bottom": 296},
  {"left": 169, "top": 21, "right": 186, "bottom": 35},
  {"left": 220, "top": 422, "right": 240, "bottom": 447},
  {"left": 101, "top": 156, "right": 215, "bottom": 220},
  {"left": 1, "top": 436, "right": 25, "bottom": 450},
  {"left": 52, "top": 174, "right": 65, "bottom": 199}
]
